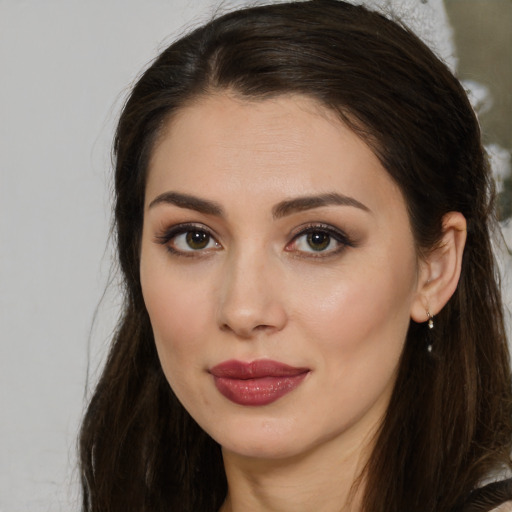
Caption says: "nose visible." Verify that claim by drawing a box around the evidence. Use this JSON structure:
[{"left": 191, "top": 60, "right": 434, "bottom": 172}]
[{"left": 216, "top": 250, "right": 288, "bottom": 339}]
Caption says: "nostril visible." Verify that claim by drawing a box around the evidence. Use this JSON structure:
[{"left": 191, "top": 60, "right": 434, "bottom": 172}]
[
  {"left": 219, "top": 321, "right": 282, "bottom": 339},
  {"left": 254, "top": 324, "right": 273, "bottom": 331}
]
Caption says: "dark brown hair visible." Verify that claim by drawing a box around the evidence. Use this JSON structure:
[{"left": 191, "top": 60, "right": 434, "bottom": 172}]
[{"left": 80, "top": 1, "right": 512, "bottom": 511}]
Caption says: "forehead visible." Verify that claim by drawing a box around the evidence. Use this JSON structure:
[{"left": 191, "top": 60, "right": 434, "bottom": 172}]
[
  {"left": 145, "top": 93, "right": 405, "bottom": 217},
  {"left": 153, "top": 93, "right": 343, "bottom": 167}
]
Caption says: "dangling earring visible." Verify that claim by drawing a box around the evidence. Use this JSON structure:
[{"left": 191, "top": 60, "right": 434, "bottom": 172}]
[
  {"left": 427, "top": 311, "right": 434, "bottom": 329},
  {"left": 426, "top": 310, "right": 434, "bottom": 352}
]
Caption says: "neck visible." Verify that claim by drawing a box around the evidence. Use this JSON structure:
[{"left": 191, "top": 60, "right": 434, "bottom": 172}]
[{"left": 219, "top": 427, "right": 374, "bottom": 512}]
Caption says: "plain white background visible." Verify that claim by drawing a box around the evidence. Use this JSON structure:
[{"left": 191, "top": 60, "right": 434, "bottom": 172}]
[{"left": 0, "top": 1, "right": 510, "bottom": 511}]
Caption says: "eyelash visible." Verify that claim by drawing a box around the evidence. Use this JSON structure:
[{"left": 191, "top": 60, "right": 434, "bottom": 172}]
[
  {"left": 155, "top": 223, "right": 221, "bottom": 257},
  {"left": 286, "top": 223, "right": 354, "bottom": 258},
  {"left": 154, "top": 222, "right": 354, "bottom": 259}
]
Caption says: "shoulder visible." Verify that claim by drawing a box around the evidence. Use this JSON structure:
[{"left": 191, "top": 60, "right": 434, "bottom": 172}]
[{"left": 459, "top": 479, "right": 512, "bottom": 512}]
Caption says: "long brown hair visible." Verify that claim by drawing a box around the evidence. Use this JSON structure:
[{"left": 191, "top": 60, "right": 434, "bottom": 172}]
[{"left": 79, "top": 1, "right": 512, "bottom": 511}]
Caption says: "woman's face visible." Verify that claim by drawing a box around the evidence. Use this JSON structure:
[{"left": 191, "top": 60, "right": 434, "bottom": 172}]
[{"left": 140, "top": 93, "right": 425, "bottom": 461}]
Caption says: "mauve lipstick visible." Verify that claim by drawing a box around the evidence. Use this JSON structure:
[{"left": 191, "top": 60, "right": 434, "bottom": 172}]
[{"left": 209, "top": 359, "right": 309, "bottom": 406}]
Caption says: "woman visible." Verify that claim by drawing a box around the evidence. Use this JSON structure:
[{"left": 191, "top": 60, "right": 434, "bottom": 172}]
[{"left": 79, "top": 1, "right": 512, "bottom": 511}]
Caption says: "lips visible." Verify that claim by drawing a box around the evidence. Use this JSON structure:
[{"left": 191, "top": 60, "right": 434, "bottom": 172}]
[{"left": 209, "top": 359, "right": 310, "bottom": 406}]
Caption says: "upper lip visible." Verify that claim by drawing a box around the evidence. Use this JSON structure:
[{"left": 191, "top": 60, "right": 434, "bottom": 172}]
[{"left": 209, "top": 359, "right": 310, "bottom": 379}]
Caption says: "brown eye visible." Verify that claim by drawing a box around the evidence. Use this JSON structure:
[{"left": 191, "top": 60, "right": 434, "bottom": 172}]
[
  {"left": 306, "top": 232, "right": 331, "bottom": 251},
  {"left": 185, "top": 230, "right": 211, "bottom": 250},
  {"left": 285, "top": 224, "right": 353, "bottom": 258},
  {"left": 157, "top": 225, "right": 222, "bottom": 255}
]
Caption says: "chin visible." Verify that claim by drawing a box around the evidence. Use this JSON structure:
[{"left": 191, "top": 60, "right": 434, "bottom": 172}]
[
  {"left": 221, "top": 436, "right": 306, "bottom": 461},
  {"left": 203, "top": 415, "right": 309, "bottom": 460}
]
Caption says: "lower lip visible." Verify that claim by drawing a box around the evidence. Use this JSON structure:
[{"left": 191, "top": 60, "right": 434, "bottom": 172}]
[{"left": 213, "top": 373, "right": 308, "bottom": 406}]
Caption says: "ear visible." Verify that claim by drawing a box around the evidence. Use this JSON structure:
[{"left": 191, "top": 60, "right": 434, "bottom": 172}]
[{"left": 410, "top": 212, "right": 467, "bottom": 324}]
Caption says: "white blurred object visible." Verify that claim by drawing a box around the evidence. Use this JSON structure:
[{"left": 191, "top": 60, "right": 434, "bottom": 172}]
[
  {"left": 462, "top": 80, "right": 494, "bottom": 116},
  {"left": 355, "top": 0, "right": 457, "bottom": 70},
  {"left": 487, "top": 143, "right": 512, "bottom": 194},
  {"left": 496, "top": 221, "right": 512, "bottom": 343}
]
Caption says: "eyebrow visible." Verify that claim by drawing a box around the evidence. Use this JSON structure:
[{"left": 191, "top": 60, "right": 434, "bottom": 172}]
[
  {"left": 148, "top": 191, "right": 224, "bottom": 216},
  {"left": 272, "top": 193, "right": 371, "bottom": 218},
  {"left": 148, "top": 191, "right": 370, "bottom": 217}
]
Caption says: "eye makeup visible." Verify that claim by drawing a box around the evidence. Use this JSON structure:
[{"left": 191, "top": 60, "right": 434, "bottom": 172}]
[
  {"left": 154, "top": 220, "right": 357, "bottom": 260},
  {"left": 285, "top": 222, "right": 356, "bottom": 259},
  {"left": 154, "top": 222, "right": 221, "bottom": 257}
]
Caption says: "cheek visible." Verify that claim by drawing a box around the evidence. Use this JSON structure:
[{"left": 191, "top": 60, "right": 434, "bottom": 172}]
[
  {"left": 144, "top": 280, "right": 203, "bottom": 343},
  {"left": 141, "top": 273, "right": 216, "bottom": 412},
  {"left": 140, "top": 251, "right": 213, "bottom": 377},
  {"left": 292, "top": 251, "right": 417, "bottom": 366},
  {"left": 288, "top": 264, "right": 415, "bottom": 431}
]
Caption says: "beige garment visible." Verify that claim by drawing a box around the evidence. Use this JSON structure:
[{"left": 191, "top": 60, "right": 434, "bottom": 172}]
[{"left": 491, "top": 501, "right": 512, "bottom": 512}]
